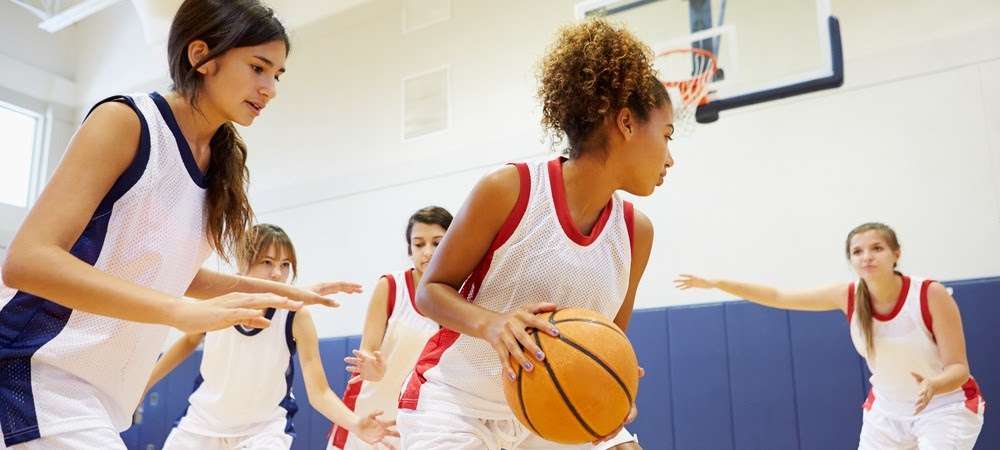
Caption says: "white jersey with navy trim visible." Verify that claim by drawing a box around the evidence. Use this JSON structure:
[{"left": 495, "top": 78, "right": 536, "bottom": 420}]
[
  {"left": 331, "top": 269, "right": 439, "bottom": 449},
  {"left": 176, "top": 308, "right": 299, "bottom": 438},
  {"left": 0, "top": 92, "right": 212, "bottom": 446},
  {"left": 400, "top": 157, "right": 636, "bottom": 420}
]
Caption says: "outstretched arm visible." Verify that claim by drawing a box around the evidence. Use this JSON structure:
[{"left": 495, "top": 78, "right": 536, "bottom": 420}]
[
  {"left": 675, "top": 275, "right": 848, "bottom": 313},
  {"left": 294, "top": 308, "right": 398, "bottom": 445}
]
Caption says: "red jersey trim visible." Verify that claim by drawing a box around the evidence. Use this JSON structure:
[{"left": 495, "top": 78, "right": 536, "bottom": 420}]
[
  {"left": 963, "top": 377, "right": 984, "bottom": 414},
  {"left": 401, "top": 162, "right": 530, "bottom": 410},
  {"left": 459, "top": 162, "right": 531, "bottom": 300},
  {"left": 329, "top": 379, "right": 364, "bottom": 448},
  {"left": 398, "top": 329, "right": 461, "bottom": 410},
  {"left": 405, "top": 268, "right": 423, "bottom": 317},
  {"left": 871, "top": 275, "right": 910, "bottom": 322},
  {"left": 919, "top": 279, "right": 936, "bottom": 341},
  {"left": 548, "top": 158, "right": 613, "bottom": 247},
  {"left": 624, "top": 201, "right": 635, "bottom": 257},
  {"left": 383, "top": 274, "right": 397, "bottom": 319}
]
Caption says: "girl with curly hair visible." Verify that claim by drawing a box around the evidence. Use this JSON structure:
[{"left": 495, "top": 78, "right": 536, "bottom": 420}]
[{"left": 395, "top": 18, "right": 673, "bottom": 450}]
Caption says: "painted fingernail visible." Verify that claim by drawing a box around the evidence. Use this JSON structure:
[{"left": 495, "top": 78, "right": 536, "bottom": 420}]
[
  {"left": 550, "top": 327, "right": 560, "bottom": 336},
  {"left": 536, "top": 351, "right": 545, "bottom": 361},
  {"left": 523, "top": 361, "right": 533, "bottom": 371},
  {"left": 508, "top": 371, "right": 517, "bottom": 381}
]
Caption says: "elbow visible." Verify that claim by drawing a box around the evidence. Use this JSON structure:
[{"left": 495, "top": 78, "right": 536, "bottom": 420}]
[
  {"left": 304, "top": 386, "right": 328, "bottom": 410},
  {"left": 1, "top": 249, "right": 27, "bottom": 290},
  {"left": 415, "top": 283, "right": 437, "bottom": 319},
  {"left": 957, "top": 364, "right": 971, "bottom": 381}
]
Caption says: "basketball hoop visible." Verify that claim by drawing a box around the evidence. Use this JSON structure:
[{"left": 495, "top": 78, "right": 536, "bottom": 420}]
[{"left": 657, "top": 47, "right": 718, "bottom": 136}]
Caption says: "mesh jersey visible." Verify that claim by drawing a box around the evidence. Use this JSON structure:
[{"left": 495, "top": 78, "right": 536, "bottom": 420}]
[
  {"left": 177, "top": 308, "right": 298, "bottom": 437},
  {"left": 0, "top": 92, "right": 212, "bottom": 446},
  {"left": 848, "top": 275, "right": 982, "bottom": 414},
  {"left": 331, "top": 269, "right": 439, "bottom": 449},
  {"left": 400, "top": 158, "right": 636, "bottom": 419}
]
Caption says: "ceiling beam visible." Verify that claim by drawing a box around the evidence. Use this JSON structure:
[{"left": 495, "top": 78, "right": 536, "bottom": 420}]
[{"left": 37, "top": 0, "right": 123, "bottom": 33}]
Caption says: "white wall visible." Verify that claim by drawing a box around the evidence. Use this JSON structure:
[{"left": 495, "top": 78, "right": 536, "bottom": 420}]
[
  {"left": 3, "top": 0, "right": 999, "bottom": 339},
  {"left": 0, "top": 1, "right": 80, "bottom": 80},
  {"left": 239, "top": 0, "right": 1000, "bottom": 337},
  {"left": 0, "top": 3, "right": 80, "bottom": 250}
]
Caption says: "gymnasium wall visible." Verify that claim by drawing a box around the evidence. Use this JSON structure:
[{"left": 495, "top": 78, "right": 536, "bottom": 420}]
[
  {"left": 2, "top": 1, "right": 999, "bottom": 337},
  {"left": 0, "top": 3, "right": 79, "bottom": 254},
  {"left": 236, "top": 0, "right": 1000, "bottom": 337},
  {"left": 126, "top": 276, "right": 999, "bottom": 450}
]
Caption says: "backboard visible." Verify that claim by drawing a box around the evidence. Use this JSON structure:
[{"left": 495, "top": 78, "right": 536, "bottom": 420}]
[{"left": 575, "top": 0, "right": 844, "bottom": 124}]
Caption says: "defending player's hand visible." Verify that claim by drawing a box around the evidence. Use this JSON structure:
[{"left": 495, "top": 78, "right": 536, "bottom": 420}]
[
  {"left": 345, "top": 349, "right": 387, "bottom": 384},
  {"left": 171, "top": 293, "right": 302, "bottom": 333},
  {"left": 673, "top": 274, "right": 716, "bottom": 290},
  {"left": 308, "top": 281, "right": 363, "bottom": 296},
  {"left": 353, "top": 410, "right": 399, "bottom": 448},
  {"left": 286, "top": 280, "right": 363, "bottom": 308}
]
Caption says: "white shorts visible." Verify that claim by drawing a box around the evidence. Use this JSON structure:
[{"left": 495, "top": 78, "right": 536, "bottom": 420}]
[
  {"left": 397, "top": 407, "right": 638, "bottom": 450},
  {"left": 859, "top": 400, "right": 984, "bottom": 450},
  {"left": 327, "top": 433, "right": 401, "bottom": 450},
  {"left": 0, "top": 427, "right": 125, "bottom": 450},
  {"left": 161, "top": 426, "right": 292, "bottom": 450}
]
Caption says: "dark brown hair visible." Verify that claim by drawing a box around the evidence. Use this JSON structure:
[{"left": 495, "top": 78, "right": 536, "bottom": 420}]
[
  {"left": 167, "top": 0, "right": 290, "bottom": 261},
  {"left": 537, "top": 18, "right": 670, "bottom": 158},
  {"left": 406, "top": 206, "right": 453, "bottom": 255}
]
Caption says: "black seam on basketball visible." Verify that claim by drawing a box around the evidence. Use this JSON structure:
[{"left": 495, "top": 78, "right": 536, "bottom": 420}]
[
  {"left": 517, "top": 364, "right": 540, "bottom": 436},
  {"left": 549, "top": 318, "right": 626, "bottom": 338},
  {"left": 558, "top": 334, "right": 634, "bottom": 406},
  {"left": 535, "top": 332, "right": 601, "bottom": 439}
]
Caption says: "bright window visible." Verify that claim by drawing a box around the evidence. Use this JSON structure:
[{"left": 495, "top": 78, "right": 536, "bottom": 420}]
[{"left": 0, "top": 102, "right": 39, "bottom": 208}]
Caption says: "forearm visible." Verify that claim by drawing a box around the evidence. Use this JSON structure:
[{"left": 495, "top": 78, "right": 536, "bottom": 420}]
[
  {"left": 712, "top": 279, "right": 784, "bottom": 308},
  {"left": 308, "top": 387, "right": 358, "bottom": 430},
  {"left": 185, "top": 268, "right": 296, "bottom": 300},
  {"left": 417, "top": 282, "right": 497, "bottom": 338},
  {"left": 4, "top": 244, "right": 181, "bottom": 325},
  {"left": 932, "top": 363, "right": 971, "bottom": 394}
]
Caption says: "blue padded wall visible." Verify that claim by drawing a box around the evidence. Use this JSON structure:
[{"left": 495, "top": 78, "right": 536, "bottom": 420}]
[
  {"left": 668, "top": 304, "right": 735, "bottom": 450},
  {"left": 126, "top": 277, "right": 998, "bottom": 450}
]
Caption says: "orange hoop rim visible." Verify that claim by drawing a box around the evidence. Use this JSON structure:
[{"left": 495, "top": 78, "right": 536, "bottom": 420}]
[{"left": 657, "top": 47, "right": 718, "bottom": 106}]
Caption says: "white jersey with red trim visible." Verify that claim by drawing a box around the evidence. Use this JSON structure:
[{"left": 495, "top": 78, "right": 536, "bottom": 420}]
[
  {"left": 847, "top": 275, "right": 983, "bottom": 415},
  {"left": 399, "top": 157, "right": 636, "bottom": 419},
  {"left": 330, "top": 269, "right": 439, "bottom": 449}
]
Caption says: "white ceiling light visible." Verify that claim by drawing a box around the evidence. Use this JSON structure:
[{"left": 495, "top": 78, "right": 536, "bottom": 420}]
[{"left": 9, "top": 0, "right": 125, "bottom": 33}]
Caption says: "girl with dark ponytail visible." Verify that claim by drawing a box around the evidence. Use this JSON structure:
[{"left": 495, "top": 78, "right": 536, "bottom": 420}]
[
  {"left": 675, "top": 223, "right": 984, "bottom": 449},
  {"left": 0, "top": 1, "right": 357, "bottom": 448}
]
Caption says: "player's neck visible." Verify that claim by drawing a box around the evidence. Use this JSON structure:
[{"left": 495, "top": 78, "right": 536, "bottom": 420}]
[
  {"left": 560, "top": 156, "right": 616, "bottom": 235},
  {"left": 164, "top": 91, "right": 228, "bottom": 159},
  {"left": 866, "top": 272, "right": 904, "bottom": 308}
]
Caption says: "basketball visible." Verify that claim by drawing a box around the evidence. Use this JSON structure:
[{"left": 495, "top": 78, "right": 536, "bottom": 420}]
[{"left": 503, "top": 308, "right": 640, "bottom": 444}]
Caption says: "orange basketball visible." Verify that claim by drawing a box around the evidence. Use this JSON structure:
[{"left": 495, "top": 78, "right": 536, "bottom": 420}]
[{"left": 502, "top": 308, "right": 639, "bottom": 444}]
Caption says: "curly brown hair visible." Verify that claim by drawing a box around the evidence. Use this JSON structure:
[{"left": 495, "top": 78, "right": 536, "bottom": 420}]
[{"left": 538, "top": 19, "right": 670, "bottom": 158}]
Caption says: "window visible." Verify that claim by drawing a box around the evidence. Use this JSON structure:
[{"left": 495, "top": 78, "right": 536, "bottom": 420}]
[{"left": 0, "top": 102, "right": 40, "bottom": 208}]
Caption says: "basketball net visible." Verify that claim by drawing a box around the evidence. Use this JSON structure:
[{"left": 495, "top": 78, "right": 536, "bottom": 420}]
[{"left": 657, "top": 47, "right": 718, "bottom": 137}]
